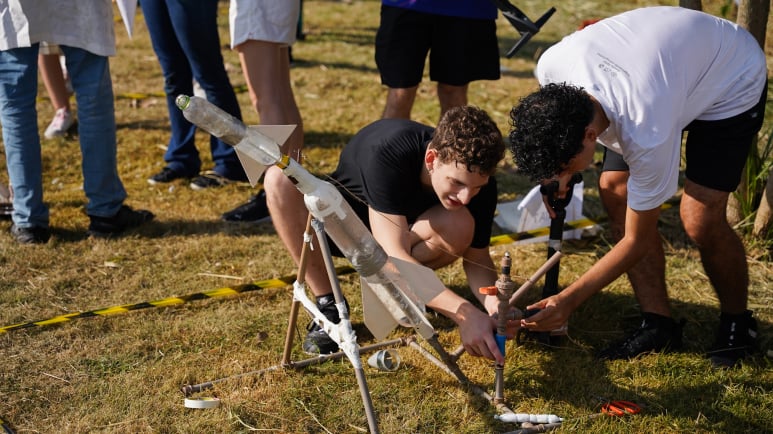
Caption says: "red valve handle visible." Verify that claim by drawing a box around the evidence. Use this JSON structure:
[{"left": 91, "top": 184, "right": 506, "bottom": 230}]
[{"left": 479, "top": 286, "right": 498, "bottom": 296}]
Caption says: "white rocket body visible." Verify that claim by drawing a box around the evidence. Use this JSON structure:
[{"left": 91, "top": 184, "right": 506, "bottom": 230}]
[{"left": 177, "top": 95, "right": 442, "bottom": 340}]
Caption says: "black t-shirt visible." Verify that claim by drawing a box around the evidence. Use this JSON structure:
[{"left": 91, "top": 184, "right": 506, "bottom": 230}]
[{"left": 330, "top": 118, "right": 497, "bottom": 249}]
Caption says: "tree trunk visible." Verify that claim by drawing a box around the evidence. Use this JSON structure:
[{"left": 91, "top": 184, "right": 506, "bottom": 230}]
[
  {"left": 736, "top": 0, "right": 769, "bottom": 47},
  {"left": 727, "top": 193, "right": 745, "bottom": 227},
  {"left": 678, "top": 0, "right": 702, "bottom": 10},
  {"left": 754, "top": 167, "right": 773, "bottom": 238},
  {"left": 727, "top": 0, "right": 770, "bottom": 230}
]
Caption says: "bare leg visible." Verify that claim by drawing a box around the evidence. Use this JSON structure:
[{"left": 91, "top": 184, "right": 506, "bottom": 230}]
[
  {"left": 235, "top": 40, "right": 332, "bottom": 297},
  {"left": 599, "top": 170, "right": 670, "bottom": 316},
  {"left": 264, "top": 168, "right": 332, "bottom": 298},
  {"left": 382, "top": 86, "right": 417, "bottom": 119},
  {"left": 436, "top": 83, "right": 467, "bottom": 121},
  {"left": 680, "top": 179, "right": 748, "bottom": 314},
  {"left": 38, "top": 53, "right": 71, "bottom": 112},
  {"left": 236, "top": 41, "right": 302, "bottom": 157}
]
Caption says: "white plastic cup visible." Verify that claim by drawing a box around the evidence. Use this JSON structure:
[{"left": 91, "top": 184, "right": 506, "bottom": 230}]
[{"left": 367, "top": 349, "right": 401, "bottom": 371}]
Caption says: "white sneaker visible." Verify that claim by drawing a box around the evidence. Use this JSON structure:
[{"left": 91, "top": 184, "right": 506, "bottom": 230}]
[{"left": 44, "top": 108, "right": 74, "bottom": 139}]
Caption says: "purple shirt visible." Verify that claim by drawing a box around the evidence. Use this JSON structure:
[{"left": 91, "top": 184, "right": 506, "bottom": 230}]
[{"left": 382, "top": 0, "right": 497, "bottom": 20}]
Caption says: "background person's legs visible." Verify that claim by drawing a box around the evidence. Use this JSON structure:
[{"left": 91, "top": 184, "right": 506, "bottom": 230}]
[
  {"left": 436, "top": 83, "right": 467, "bottom": 121},
  {"left": 681, "top": 180, "right": 748, "bottom": 314},
  {"left": 595, "top": 155, "right": 681, "bottom": 360},
  {"left": 382, "top": 86, "right": 418, "bottom": 119},
  {"left": 0, "top": 45, "right": 50, "bottom": 235},
  {"left": 599, "top": 170, "right": 670, "bottom": 317},
  {"left": 38, "top": 47, "right": 74, "bottom": 139},
  {"left": 166, "top": 0, "right": 245, "bottom": 181},
  {"left": 236, "top": 41, "right": 303, "bottom": 157}
]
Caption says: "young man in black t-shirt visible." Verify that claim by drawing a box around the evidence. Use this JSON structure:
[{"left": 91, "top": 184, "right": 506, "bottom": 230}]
[{"left": 265, "top": 105, "right": 512, "bottom": 363}]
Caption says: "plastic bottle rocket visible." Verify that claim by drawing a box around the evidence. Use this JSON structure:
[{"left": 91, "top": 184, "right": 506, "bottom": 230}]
[{"left": 175, "top": 94, "right": 444, "bottom": 341}]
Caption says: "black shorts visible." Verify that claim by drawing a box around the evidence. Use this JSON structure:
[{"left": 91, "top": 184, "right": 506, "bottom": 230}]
[
  {"left": 375, "top": 5, "right": 500, "bottom": 88},
  {"left": 602, "top": 81, "right": 768, "bottom": 192}
]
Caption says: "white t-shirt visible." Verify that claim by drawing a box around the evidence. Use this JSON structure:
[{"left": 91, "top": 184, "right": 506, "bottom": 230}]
[
  {"left": 0, "top": 0, "right": 115, "bottom": 56},
  {"left": 536, "top": 6, "right": 766, "bottom": 211}
]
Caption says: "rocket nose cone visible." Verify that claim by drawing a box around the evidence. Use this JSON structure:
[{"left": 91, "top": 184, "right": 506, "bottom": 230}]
[{"left": 175, "top": 94, "right": 190, "bottom": 110}]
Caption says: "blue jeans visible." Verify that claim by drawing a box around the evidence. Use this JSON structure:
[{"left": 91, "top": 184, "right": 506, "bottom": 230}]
[
  {"left": 141, "top": 0, "right": 246, "bottom": 180},
  {"left": 0, "top": 45, "right": 127, "bottom": 228}
]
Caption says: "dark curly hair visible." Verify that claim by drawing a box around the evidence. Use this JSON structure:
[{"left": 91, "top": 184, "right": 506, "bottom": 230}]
[
  {"left": 508, "top": 83, "right": 594, "bottom": 182},
  {"left": 429, "top": 105, "right": 505, "bottom": 176}
]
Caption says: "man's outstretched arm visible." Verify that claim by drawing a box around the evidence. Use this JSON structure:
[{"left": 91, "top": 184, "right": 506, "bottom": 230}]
[{"left": 522, "top": 205, "right": 662, "bottom": 331}]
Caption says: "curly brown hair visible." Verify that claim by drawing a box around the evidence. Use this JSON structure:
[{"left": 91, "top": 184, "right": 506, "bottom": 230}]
[
  {"left": 429, "top": 105, "right": 505, "bottom": 176},
  {"left": 509, "top": 83, "right": 594, "bottom": 182}
]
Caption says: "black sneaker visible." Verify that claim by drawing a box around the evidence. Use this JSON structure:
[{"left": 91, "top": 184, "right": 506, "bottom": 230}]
[
  {"left": 302, "top": 294, "right": 345, "bottom": 355},
  {"left": 708, "top": 310, "right": 757, "bottom": 368},
  {"left": 221, "top": 190, "right": 271, "bottom": 223},
  {"left": 0, "top": 184, "right": 11, "bottom": 219},
  {"left": 190, "top": 170, "right": 237, "bottom": 190},
  {"left": 10, "top": 224, "right": 50, "bottom": 244},
  {"left": 88, "top": 205, "right": 154, "bottom": 238},
  {"left": 0, "top": 202, "right": 11, "bottom": 219},
  {"left": 148, "top": 167, "right": 188, "bottom": 185},
  {"left": 597, "top": 312, "right": 684, "bottom": 360}
]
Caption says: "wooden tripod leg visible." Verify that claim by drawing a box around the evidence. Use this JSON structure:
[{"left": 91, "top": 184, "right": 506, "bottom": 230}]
[{"left": 281, "top": 213, "right": 314, "bottom": 366}]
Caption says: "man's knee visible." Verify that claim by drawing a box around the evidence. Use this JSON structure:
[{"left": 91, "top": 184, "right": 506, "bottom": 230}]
[
  {"left": 263, "top": 167, "right": 294, "bottom": 209},
  {"left": 412, "top": 206, "right": 474, "bottom": 258},
  {"left": 429, "top": 207, "right": 474, "bottom": 255}
]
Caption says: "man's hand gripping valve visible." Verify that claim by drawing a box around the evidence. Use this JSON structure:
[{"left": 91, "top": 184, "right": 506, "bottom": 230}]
[{"left": 518, "top": 172, "right": 583, "bottom": 346}]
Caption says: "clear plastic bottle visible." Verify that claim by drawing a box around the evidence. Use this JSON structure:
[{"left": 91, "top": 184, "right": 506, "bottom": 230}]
[{"left": 175, "top": 94, "right": 280, "bottom": 166}]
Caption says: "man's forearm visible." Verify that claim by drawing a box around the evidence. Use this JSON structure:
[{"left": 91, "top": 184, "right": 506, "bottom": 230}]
[
  {"left": 561, "top": 234, "right": 650, "bottom": 309},
  {"left": 426, "top": 289, "right": 480, "bottom": 324}
]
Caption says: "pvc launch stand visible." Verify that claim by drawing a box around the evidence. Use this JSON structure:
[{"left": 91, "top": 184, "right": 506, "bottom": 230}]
[{"left": 181, "top": 215, "right": 561, "bottom": 433}]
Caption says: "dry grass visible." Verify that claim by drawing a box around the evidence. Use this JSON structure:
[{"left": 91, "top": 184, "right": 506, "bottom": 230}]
[{"left": 1, "top": 1, "right": 772, "bottom": 433}]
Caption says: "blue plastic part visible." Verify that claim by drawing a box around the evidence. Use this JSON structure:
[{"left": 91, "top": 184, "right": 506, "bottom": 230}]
[{"left": 495, "top": 333, "right": 507, "bottom": 356}]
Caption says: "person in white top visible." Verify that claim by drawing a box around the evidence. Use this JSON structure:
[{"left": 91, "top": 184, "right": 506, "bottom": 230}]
[
  {"left": 508, "top": 6, "right": 767, "bottom": 368},
  {"left": 0, "top": 1, "right": 154, "bottom": 243}
]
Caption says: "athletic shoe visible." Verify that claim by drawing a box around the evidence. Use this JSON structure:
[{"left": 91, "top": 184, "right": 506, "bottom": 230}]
[
  {"left": 221, "top": 190, "right": 271, "bottom": 223},
  {"left": 0, "top": 203, "right": 11, "bottom": 219},
  {"left": 10, "top": 224, "right": 50, "bottom": 244},
  {"left": 87, "top": 205, "right": 154, "bottom": 238},
  {"left": 597, "top": 312, "right": 683, "bottom": 360},
  {"left": 302, "top": 294, "right": 344, "bottom": 355},
  {"left": 708, "top": 310, "right": 757, "bottom": 368},
  {"left": 0, "top": 184, "right": 11, "bottom": 219},
  {"left": 43, "top": 108, "right": 75, "bottom": 139},
  {"left": 148, "top": 167, "right": 189, "bottom": 185},
  {"left": 190, "top": 171, "right": 233, "bottom": 190}
]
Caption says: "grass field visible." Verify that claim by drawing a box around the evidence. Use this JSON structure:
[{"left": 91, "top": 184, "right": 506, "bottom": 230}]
[{"left": 1, "top": 1, "right": 772, "bottom": 433}]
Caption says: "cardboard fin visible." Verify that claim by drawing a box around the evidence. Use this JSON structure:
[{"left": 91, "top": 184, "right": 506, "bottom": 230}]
[
  {"left": 389, "top": 257, "right": 446, "bottom": 305},
  {"left": 235, "top": 148, "right": 267, "bottom": 187},
  {"left": 249, "top": 124, "right": 296, "bottom": 150},
  {"left": 361, "top": 277, "right": 399, "bottom": 341}
]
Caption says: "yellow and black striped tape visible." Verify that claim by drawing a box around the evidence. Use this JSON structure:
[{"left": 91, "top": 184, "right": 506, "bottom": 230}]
[
  {"left": 0, "top": 414, "right": 15, "bottom": 434},
  {"left": 0, "top": 266, "right": 355, "bottom": 334},
  {"left": 1, "top": 214, "right": 615, "bottom": 334},
  {"left": 490, "top": 217, "right": 601, "bottom": 246}
]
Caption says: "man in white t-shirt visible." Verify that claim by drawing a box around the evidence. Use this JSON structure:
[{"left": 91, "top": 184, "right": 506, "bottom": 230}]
[{"left": 508, "top": 6, "right": 767, "bottom": 368}]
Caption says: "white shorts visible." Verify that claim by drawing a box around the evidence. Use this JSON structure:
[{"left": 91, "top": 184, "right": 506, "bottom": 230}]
[{"left": 229, "top": 0, "right": 300, "bottom": 48}]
